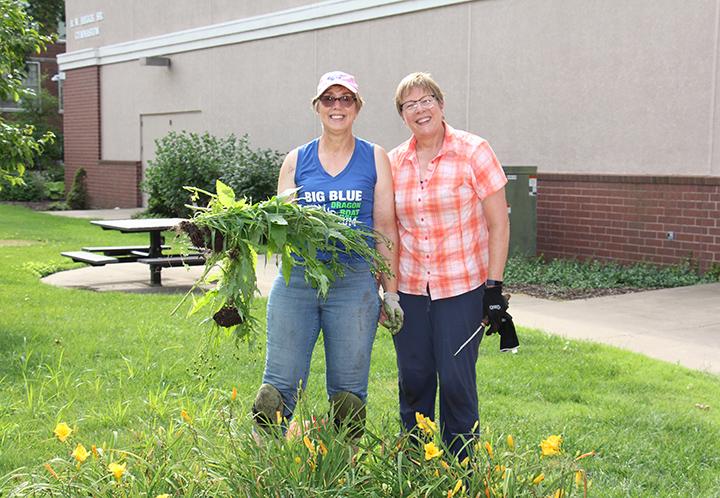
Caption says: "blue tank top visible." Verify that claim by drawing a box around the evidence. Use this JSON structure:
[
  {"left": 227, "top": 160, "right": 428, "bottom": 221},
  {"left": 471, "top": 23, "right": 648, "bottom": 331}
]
[{"left": 295, "top": 137, "right": 377, "bottom": 262}]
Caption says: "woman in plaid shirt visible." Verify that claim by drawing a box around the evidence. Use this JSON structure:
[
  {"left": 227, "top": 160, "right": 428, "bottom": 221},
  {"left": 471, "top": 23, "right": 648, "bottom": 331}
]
[{"left": 389, "top": 72, "right": 510, "bottom": 458}]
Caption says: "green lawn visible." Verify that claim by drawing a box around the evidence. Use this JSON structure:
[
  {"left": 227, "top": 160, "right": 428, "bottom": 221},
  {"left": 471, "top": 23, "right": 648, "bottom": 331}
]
[{"left": 1, "top": 204, "right": 719, "bottom": 496}]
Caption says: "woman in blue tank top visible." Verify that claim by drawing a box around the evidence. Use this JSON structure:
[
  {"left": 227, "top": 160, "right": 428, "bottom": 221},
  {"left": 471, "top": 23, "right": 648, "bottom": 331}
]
[{"left": 252, "top": 71, "right": 402, "bottom": 441}]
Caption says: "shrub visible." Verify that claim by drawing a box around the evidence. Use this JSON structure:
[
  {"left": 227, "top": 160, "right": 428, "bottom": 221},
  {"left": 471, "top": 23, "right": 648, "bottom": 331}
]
[
  {"left": 66, "top": 168, "right": 88, "bottom": 210},
  {"left": 45, "top": 181, "right": 64, "bottom": 201},
  {"left": 219, "top": 138, "right": 283, "bottom": 204},
  {"left": 0, "top": 171, "right": 47, "bottom": 201},
  {"left": 505, "top": 254, "right": 719, "bottom": 291},
  {"left": 141, "top": 131, "right": 283, "bottom": 217}
]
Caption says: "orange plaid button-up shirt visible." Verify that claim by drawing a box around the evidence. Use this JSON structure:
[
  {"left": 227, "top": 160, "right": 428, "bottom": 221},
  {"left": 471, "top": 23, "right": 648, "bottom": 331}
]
[{"left": 389, "top": 123, "right": 507, "bottom": 299}]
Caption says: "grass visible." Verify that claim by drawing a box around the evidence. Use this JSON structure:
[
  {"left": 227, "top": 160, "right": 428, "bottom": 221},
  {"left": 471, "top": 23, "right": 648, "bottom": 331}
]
[{"left": 0, "top": 203, "right": 719, "bottom": 496}]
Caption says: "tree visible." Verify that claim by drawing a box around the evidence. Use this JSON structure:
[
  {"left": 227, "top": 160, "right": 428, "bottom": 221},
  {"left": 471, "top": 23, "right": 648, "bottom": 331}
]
[
  {"left": 0, "top": 0, "right": 55, "bottom": 189},
  {"left": 25, "top": 0, "right": 65, "bottom": 36}
]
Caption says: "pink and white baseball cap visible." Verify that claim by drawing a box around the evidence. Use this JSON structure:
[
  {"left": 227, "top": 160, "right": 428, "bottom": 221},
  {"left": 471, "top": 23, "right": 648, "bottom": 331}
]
[{"left": 315, "top": 71, "right": 359, "bottom": 99}]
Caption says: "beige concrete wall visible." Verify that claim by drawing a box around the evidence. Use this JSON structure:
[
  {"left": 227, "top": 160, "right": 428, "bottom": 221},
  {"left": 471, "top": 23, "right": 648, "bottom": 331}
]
[
  {"left": 77, "top": 0, "right": 720, "bottom": 176},
  {"left": 66, "top": 0, "right": 315, "bottom": 51},
  {"left": 467, "top": 0, "right": 720, "bottom": 175}
]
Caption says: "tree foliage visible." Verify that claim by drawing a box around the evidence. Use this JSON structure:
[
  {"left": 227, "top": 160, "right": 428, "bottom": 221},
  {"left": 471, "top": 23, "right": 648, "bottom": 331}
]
[
  {"left": 0, "top": 0, "right": 55, "bottom": 188},
  {"left": 25, "top": 0, "right": 65, "bottom": 36}
]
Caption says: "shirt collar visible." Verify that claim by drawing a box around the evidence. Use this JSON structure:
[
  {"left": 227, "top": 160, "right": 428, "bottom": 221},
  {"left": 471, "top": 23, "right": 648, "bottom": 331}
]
[{"left": 406, "top": 121, "right": 455, "bottom": 159}]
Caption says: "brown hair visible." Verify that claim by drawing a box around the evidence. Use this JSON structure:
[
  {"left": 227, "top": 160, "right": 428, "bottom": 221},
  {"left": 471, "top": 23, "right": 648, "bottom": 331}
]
[{"left": 394, "top": 72, "right": 444, "bottom": 115}]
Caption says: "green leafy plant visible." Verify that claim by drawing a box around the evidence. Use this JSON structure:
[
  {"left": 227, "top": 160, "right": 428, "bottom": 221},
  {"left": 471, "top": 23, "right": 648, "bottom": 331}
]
[
  {"left": 0, "top": 171, "right": 46, "bottom": 201},
  {"left": 2, "top": 401, "right": 596, "bottom": 497},
  {"left": 65, "top": 168, "right": 88, "bottom": 209},
  {"left": 13, "top": 86, "right": 64, "bottom": 176},
  {"left": 0, "top": 0, "right": 55, "bottom": 187},
  {"left": 141, "top": 131, "right": 283, "bottom": 217},
  {"left": 219, "top": 139, "right": 283, "bottom": 203},
  {"left": 505, "top": 254, "right": 719, "bottom": 299},
  {"left": 176, "top": 180, "right": 392, "bottom": 345}
]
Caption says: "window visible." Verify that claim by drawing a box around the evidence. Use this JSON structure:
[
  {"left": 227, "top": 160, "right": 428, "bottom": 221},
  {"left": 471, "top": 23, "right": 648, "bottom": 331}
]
[
  {"left": 52, "top": 72, "right": 66, "bottom": 113},
  {"left": 0, "top": 61, "right": 41, "bottom": 112}
]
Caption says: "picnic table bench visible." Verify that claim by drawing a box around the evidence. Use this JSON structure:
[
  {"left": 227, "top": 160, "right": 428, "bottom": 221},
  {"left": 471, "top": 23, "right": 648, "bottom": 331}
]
[{"left": 61, "top": 218, "right": 207, "bottom": 285}]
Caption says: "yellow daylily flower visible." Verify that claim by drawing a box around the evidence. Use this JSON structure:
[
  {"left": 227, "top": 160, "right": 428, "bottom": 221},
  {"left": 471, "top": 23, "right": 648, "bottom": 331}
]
[
  {"left": 540, "top": 435, "right": 563, "bottom": 456},
  {"left": 424, "top": 441, "right": 443, "bottom": 461},
  {"left": 53, "top": 422, "right": 72, "bottom": 442},
  {"left": 447, "top": 479, "right": 462, "bottom": 497},
  {"left": 318, "top": 440, "right": 328, "bottom": 456},
  {"left": 415, "top": 412, "right": 438, "bottom": 436},
  {"left": 507, "top": 434, "right": 515, "bottom": 450},
  {"left": 180, "top": 409, "right": 192, "bottom": 424},
  {"left": 303, "top": 435, "right": 316, "bottom": 456},
  {"left": 460, "top": 456, "right": 469, "bottom": 468},
  {"left": 156, "top": 495, "right": 171, "bottom": 498},
  {"left": 71, "top": 443, "right": 89, "bottom": 463},
  {"left": 532, "top": 473, "right": 545, "bottom": 485},
  {"left": 231, "top": 387, "right": 237, "bottom": 401},
  {"left": 549, "top": 490, "right": 565, "bottom": 498},
  {"left": 484, "top": 441, "right": 493, "bottom": 459},
  {"left": 440, "top": 459, "right": 450, "bottom": 470},
  {"left": 294, "top": 456, "right": 302, "bottom": 465},
  {"left": 108, "top": 462, "right": 126, "bottom": 481}
]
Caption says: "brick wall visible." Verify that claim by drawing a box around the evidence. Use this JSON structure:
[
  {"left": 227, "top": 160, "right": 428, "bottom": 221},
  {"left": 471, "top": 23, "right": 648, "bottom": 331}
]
[
  {"left": 63, "top": 66, "right": 142, "bottom": 208},
  {"left": 96, "top": 160, "right": 143, "bottom": 207},
  {"left": 537, "top": 174, "right": 720, "bottom": 271}
]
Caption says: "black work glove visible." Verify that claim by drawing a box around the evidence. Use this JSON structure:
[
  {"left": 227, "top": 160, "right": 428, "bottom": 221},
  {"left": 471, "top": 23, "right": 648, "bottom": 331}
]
[
  {"left": 498, "top": 311, "right": 520, "bottom": 351},
  {"left": 483, "top": 285, "right": 508, "bottom": 335}
]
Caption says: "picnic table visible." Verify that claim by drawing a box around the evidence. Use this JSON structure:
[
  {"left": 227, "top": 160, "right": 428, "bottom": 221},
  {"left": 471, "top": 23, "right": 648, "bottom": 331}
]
[{"left": 61, "top": 218, "right": 206, "bottom": 286}]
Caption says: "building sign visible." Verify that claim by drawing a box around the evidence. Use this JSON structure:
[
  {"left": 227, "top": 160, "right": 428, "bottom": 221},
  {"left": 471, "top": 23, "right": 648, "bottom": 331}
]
[{"left": 69, "top": 11, "right": 104, "bottom": 40}]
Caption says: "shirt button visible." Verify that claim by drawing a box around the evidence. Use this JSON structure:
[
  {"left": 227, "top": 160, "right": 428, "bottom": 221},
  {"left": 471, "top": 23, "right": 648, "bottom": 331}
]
[
  {"left": 426, "top": 255, "right": 430, "bottom": 259},
  {"left": 424, "top": 236, "right": 428, "bottom": 240},
  {"left": 418, "top": 198, "right": 421, "bottom": 202}
]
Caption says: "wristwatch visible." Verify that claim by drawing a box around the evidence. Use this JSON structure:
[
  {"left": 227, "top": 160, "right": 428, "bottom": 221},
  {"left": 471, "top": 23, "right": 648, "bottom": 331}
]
[{"left": 486, "top": 279, "right": 503, "bottom": 288}]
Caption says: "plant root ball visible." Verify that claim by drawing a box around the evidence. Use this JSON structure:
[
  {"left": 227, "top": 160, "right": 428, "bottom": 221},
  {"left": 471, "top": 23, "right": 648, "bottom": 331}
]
[
  {"left": 213, "top": 305, "right": 244, "bottom": 327},
  {"left": 178, "top": 221, "right": 210, "bottom": 249},
  {"left": 212, "top": 230, "right": 225, "bottom": 252}
]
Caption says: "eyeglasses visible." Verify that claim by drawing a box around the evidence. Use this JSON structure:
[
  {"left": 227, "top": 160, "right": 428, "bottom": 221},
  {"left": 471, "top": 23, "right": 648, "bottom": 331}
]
[
  {"left": 401, "top": 94, "right": 436, "bottom": 113},
  {"left": 318, "top": 94, "right": 357, "bottom": 108}
]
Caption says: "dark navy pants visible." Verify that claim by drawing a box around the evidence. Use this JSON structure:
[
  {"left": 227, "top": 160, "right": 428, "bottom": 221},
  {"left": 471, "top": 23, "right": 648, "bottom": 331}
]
[{"left": 393, "top": 286, "right": 485, "bottom": 457}]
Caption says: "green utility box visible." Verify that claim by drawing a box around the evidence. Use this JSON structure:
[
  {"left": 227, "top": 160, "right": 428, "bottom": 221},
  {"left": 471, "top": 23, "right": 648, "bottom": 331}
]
[{"left": 502, "top": 165, "right": 537, "bottom": 256}]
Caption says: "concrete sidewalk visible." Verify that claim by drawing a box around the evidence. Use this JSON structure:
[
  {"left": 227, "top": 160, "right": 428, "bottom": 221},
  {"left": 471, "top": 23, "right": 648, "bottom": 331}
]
[
  {"left": 42, "top": 207, "right": 144, "bottom": 220},
  {"left": 43, "top": 208, "right": 720, "bottom": 375},
  {"left": 509, "top": 284, "right": 720, "bottom": 375}
]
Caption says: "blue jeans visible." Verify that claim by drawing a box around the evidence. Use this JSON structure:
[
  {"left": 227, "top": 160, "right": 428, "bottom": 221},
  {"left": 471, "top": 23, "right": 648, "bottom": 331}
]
[{"left": 262, "top": 262, "right": 381, "bottom": 419}]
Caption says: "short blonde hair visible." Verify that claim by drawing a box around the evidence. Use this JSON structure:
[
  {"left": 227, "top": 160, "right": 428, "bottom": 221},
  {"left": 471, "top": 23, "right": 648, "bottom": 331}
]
[{"left": 394, "top": 72, "right": 445, "bottom": 115}]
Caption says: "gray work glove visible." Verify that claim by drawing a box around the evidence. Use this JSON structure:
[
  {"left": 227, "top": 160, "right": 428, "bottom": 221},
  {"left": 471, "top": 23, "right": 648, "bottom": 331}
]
[{"left": 382, "top": 291, "right": 404, "bottom": 336}]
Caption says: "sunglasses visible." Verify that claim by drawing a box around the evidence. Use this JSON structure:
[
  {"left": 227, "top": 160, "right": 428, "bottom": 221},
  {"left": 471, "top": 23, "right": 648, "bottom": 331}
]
[{"left": 318, "top": 94, "right": 357, "bottom": 108}]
